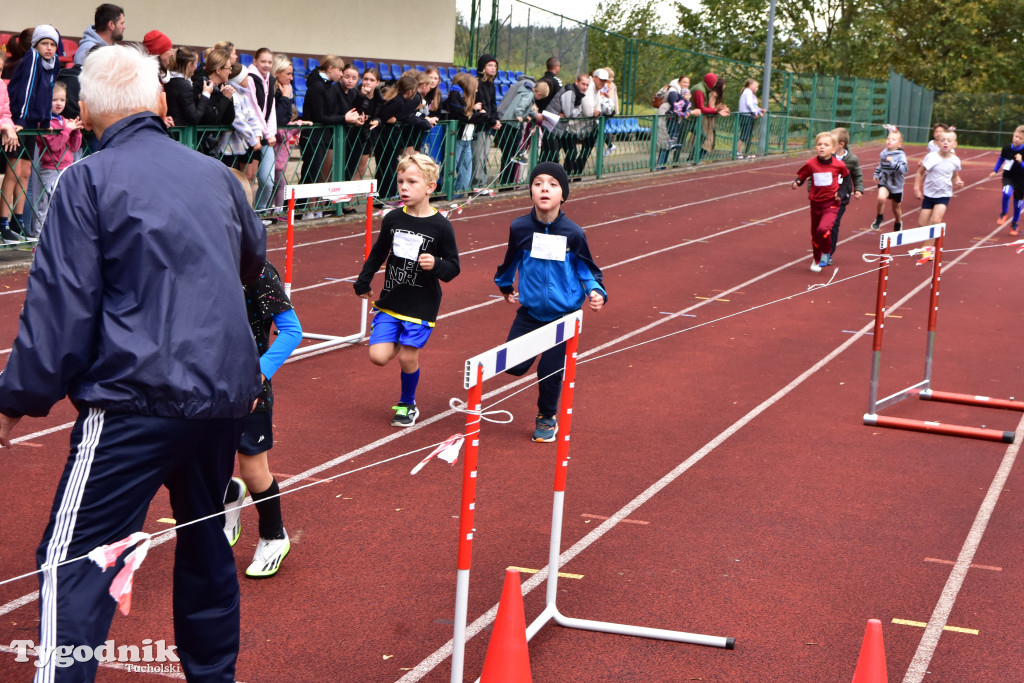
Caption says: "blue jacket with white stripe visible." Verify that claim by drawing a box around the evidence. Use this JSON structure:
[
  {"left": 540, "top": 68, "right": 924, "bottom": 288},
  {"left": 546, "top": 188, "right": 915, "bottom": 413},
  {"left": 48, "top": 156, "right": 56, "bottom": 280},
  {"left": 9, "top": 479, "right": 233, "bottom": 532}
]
[
  {"left": 494, "top": 208, "right": 606, "bottom": 323},
  {"left": 0, "top": 112, "right": 267, "bottom": 419}
]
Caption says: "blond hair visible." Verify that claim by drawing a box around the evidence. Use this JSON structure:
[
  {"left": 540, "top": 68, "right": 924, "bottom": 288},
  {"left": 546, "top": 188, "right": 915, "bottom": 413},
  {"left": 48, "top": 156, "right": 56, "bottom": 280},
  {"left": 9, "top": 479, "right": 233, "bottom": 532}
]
[
  {"left": 533, "top": 81, "right": 549, "bottom": 98},
  {"left": 397, "top": 153, "right": 440, "bottom": 186},
  {"left": 815, "top": 131, "right": 837, "bottom": 149},
  {"left": 833, "top": 127, "right": 850, "bottom": 147},
  {"left": 1015, "top": 124, "right": 1024, "bottom": 137}
]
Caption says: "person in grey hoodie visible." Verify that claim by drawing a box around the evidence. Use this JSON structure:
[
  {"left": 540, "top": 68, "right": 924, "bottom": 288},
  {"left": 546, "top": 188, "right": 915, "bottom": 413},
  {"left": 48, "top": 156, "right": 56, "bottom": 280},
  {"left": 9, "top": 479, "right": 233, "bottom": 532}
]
[{"left": 74, "top": 3, "right": 125, "bottom": 65}]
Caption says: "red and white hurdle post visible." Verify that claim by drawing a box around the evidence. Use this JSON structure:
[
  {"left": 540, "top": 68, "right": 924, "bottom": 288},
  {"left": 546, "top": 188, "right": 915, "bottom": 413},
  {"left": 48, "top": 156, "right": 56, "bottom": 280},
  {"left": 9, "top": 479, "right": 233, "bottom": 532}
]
[
  {"left": 863, "top": 222, "right": 1019, "bottom": 442},
  {"left": 451, "top": 311, "right": 732, "bottom": 683},
  {"left": 282, "top": 180, "right": 377, "bottom": 357}
]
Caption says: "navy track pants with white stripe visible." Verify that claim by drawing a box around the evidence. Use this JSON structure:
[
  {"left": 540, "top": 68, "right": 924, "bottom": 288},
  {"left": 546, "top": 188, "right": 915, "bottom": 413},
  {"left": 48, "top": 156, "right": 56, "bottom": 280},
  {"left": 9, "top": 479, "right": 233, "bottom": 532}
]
[{"left": 34, "top": 408, "right": 245, "bottom": 683}]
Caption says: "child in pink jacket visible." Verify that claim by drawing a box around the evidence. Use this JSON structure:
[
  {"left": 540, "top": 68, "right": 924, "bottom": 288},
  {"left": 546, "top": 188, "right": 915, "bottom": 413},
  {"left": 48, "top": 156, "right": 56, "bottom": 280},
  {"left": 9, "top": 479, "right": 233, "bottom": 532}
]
[{"left": 31, "top": 81, "right": 82, "bottom": 236}]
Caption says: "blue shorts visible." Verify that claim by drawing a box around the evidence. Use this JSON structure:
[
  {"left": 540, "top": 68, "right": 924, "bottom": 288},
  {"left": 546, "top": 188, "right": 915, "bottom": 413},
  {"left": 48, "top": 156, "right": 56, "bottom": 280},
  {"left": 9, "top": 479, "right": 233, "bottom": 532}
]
[
  {"left": 368, "top": 310, "right": 433, "bottom": 348},
  {"left": 921, "top": 195, "right": 950, "bottom": 210}
]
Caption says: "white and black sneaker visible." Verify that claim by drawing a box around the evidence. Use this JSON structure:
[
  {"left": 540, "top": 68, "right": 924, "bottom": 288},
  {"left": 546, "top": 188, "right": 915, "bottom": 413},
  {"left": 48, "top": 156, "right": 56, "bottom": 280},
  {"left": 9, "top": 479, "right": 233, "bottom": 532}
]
[
  {"left": 1, "top": 227, "right": 25, "bottom": 244},
  {"left": 223, "top": 477, "right": 246, "bottom": 547},
  {"left": 245, "top": 530, "right": 290, "bottom": 578},
  {"left": 391, "top": 402, "right": 419, "bottom": 427}
]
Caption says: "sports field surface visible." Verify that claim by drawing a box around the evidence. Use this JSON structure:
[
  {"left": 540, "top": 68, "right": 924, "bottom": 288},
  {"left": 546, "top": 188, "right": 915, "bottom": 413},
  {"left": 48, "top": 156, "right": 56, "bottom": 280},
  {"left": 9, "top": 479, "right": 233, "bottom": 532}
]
[{"left": 1, "top": 144, "right": 1022, "bottom": 681}]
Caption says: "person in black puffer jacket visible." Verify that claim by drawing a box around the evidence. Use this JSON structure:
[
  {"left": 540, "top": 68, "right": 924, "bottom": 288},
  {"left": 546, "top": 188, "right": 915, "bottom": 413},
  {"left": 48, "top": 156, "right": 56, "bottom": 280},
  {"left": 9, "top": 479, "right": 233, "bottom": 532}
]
[{"left": 471, "top": 53, "right": 501, "bottom": 187}]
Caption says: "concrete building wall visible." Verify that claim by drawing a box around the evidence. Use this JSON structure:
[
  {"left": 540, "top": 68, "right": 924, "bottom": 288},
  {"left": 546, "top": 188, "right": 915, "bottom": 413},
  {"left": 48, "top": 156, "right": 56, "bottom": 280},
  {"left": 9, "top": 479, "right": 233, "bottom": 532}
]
[{"left": 2, "top": 0, "right": 455, "bottom": 65}]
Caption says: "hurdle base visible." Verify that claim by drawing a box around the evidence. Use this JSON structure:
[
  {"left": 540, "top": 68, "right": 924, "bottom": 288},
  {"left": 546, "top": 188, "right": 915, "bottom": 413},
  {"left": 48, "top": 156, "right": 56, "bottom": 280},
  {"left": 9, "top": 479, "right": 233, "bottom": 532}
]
[
  {"left": 920, "top": 389, "right": 1024, "bottom": 412},
  {"left": 525, "top": 602, "right": 734, "bottom": 650},
  {"left": 864, "top": 414, "right": 1014, "bottom": 443}
]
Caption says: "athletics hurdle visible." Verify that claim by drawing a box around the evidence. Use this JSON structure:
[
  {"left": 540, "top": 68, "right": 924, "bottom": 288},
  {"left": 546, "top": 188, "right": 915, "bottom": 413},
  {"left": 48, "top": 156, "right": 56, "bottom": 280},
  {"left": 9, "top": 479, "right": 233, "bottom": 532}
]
[
  {"left": 451, "top": 311, "right": 733, "bottom": 683},
  {"left": 283, "top": 180, "right": 376, "bottom": 358},
  {"left": 863, "top": 223, "right": 1022, "bottom": 443}
]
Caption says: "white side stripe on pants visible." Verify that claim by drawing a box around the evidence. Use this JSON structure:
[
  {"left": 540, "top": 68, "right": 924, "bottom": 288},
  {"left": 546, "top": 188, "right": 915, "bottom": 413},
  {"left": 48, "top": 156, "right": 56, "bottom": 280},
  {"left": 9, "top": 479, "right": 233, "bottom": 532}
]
[{"left": 36, "top": 408, "right": 104, "bottom": 683}]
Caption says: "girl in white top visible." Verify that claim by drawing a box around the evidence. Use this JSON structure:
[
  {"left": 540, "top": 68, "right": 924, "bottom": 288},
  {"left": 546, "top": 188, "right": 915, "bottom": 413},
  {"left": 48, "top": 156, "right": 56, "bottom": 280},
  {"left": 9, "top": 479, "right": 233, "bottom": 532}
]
[
  {"left": 246, "top": 48, "right": 278, "bottom": 214},
  {"left": 738, "top": 79, "right": 764, "bottom": 158}
]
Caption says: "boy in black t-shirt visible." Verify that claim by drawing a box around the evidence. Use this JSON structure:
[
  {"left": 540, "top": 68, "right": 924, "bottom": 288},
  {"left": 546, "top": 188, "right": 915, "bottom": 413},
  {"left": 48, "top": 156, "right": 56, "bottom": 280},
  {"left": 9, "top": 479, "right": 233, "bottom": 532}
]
[
  {"left": 223, "top": 261, "right": 303, "bottom": 578},
  {"left": 354, "top": 153, "right": 460, "bottom": 426}
]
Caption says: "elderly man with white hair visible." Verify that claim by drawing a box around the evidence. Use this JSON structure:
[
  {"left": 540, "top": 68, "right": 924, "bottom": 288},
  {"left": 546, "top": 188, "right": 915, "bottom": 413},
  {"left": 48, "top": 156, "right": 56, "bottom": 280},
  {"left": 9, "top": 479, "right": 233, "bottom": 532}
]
[{"left": 0, "top": 45, "right": 266, "bottom": 682}]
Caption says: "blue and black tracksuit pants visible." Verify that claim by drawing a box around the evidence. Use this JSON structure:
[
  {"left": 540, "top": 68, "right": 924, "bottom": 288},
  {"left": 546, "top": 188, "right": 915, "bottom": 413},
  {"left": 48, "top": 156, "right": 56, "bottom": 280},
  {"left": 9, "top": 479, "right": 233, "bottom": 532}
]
[
  {"left": 34, "top": 408, "right": 245, "bottom": 683},
  {"left": 504, "top": 307, "right": 567, "bottom": 419}
]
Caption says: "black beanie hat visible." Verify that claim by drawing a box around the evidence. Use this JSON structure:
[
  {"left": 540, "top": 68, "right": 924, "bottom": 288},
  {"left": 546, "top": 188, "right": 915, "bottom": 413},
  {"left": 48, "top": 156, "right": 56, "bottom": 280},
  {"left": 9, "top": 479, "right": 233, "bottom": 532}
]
[
  {"left": 477, "top": 53, "right": 498, "bottom": 73},
  {"left": 529, "top": 162, "right": 570, "bottom": 202}
]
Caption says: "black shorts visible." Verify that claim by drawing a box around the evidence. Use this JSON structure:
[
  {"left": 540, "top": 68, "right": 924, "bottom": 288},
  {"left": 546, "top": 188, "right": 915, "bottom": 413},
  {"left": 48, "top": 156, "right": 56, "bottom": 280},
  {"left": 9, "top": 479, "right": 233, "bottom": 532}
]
[
  {"left": 921, "top": 195, "right": 950, "bottom": 210},
  {"left": 881, "top": 189, "right": 902, "bottom": 203},
  {"left": 238, "top": 409, "right": 273, "bottom": 455}
]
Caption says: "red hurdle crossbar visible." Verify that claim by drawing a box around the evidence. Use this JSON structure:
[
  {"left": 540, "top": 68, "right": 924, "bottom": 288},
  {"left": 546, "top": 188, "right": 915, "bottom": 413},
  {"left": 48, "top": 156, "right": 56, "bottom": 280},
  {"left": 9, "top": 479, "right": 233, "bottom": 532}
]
[
  {"left": 863, "top": 223, "right": 1018, "bottom": 443},
  {"left": 282, "top": 180, "right": 376, "bottom": 357}
]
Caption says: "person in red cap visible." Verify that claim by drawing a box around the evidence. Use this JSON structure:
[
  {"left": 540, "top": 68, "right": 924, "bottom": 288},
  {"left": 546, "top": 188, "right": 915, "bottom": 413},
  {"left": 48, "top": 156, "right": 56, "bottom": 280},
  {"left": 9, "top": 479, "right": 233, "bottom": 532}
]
[
  {"left": 143, "top": 30, "right": 175, "bottom": 75},
  {"left": 689, "top": 72, "right": 730, "bottom": 162}
]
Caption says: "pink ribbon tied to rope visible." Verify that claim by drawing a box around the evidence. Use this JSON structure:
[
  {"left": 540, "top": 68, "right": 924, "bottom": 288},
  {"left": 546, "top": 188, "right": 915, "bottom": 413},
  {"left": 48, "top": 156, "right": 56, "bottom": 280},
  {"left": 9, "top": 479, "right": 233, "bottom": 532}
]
[
  {"left": 410, "top": 433, "right": 464, "bottom": 475},
  {"left": 87, "top": 532, "right": 152, "bottom": 616}
]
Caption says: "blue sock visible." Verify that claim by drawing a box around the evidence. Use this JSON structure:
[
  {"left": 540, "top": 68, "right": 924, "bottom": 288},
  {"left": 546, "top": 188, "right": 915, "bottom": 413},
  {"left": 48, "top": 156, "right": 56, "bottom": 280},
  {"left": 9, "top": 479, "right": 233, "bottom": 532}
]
[
  {"left": 1002, "top": 186, "right": 1012, "bottom": 215},
  {"left": 1015, "top": 199, "right": 1023, "bottom": 223},
  {"left": 400, "top": 369, "right": 420, "bottom": 405}
]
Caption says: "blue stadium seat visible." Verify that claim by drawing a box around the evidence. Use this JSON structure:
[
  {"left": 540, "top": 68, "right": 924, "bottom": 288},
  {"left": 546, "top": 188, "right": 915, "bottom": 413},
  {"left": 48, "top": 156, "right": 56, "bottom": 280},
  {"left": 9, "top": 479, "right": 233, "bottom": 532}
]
[
  {"left": 366, "top": 61, "right": 377, "bottom": 73},
  {"left": 440, "top": 82, "right": 449, "bottom": 98},
  {"left": 391, "top": 64, "right": 403, "bottom": 81},
  {"left": 515, "top": 70, "right": 524, "bottom": 80},
  {"left": 353, "top": 59, "right": 365, "bottom": 74},
  {"left": 377, "top": 62, "right": 390, "bottom": 79},
  {"left": 448, "top": 67, "right": 459, "bottom": 80},
  {"left": 293, "top": 76, "right": 307, "bottom": 95},
  {"left": 307, "top": 58, "right": 320, "bottom": 73},
  {"left": 415, "top": 64, "right": 425, "bottom": 72},
  {"left": 439, "top": 68, "right": 451, "bottom": 84},
  {"left": 469, "top": 68, "right": 477, "bottom": 77},
  {"left": 291, "top": 57, "right": 307, "bottom": 77},
  {"left": 402, "top": 64, "right": 413, "bottom": 73},
  {"left": 294, "top": 96, "right": 304, "bottom": 116},
  {"left": 239, "top": 53, "right": 253, "bottom": 67}
]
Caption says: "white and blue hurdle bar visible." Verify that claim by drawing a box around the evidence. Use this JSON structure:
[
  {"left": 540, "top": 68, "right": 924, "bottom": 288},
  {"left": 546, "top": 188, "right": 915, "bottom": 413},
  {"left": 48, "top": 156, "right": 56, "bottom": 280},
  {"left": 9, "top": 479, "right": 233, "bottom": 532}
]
[
  {"left": 451, "top": 310, "right": 733, "bottom": 683},
  {"left": 283, "top": 180, "right": 377, "bottom": 358},
  {"left": 864, "top": 222, "right": 1024, "bottom": 442}
]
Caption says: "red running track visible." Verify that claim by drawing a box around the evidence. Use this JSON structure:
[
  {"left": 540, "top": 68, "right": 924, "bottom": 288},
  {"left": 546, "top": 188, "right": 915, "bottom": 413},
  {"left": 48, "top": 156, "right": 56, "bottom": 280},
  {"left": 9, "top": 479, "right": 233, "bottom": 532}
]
[{"left": 2, "top": 146, "right": 1024, "bottom": 682}]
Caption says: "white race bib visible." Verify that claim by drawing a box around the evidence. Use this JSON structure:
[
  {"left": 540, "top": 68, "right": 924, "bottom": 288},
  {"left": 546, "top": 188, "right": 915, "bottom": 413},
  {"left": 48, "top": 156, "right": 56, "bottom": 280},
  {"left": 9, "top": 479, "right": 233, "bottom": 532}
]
[
  {"left": 1003, "top": 159, "right": 1014, "bottom": 171},
  {"left": 392, "top": 230, "right": 423, "bottom": 261},
  {"left": 530, "top": 232, "right": 567, "bottom": 261},
  {"left": 812, "top": 172, "right": 833, "bottom": 187}
]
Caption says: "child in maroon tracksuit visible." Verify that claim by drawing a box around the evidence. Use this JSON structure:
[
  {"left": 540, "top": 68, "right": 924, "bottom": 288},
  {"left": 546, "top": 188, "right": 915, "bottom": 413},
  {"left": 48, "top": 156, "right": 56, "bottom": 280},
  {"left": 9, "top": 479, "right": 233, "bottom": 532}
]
[{"left": 792, "top": 131, "right": 848, "bottom": 272}]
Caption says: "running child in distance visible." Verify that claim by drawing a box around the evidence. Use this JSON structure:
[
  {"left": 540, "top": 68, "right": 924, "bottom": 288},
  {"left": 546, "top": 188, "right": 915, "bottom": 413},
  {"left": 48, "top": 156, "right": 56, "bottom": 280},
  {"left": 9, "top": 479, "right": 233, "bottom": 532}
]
[
  {"left": 791, "top": 131, "right": 848, "bottom": 272},
  {"left": 915, "top": 130, "right": 963, "bottom": 228},
  {"left": 354, "top": 153, "right": 460, "bottom": 427},
  {"left": 988, "top": 124, "right": 1024, "bottom": 236},
  {"left": 494, "top": 161, "right": 607, "bottom": 443},
  {"left": 871, "top": 129, "right": 908, "bottom": 231}
]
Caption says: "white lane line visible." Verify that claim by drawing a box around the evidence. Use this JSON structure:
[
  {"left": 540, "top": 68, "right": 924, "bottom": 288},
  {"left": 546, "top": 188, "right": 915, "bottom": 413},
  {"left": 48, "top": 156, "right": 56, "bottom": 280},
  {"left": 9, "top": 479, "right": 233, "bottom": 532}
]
[
  {"left": 902, "top": 416, "right": 1024, "bottom": 682},
  {"left": 394, "top": 204, "right": 1002, "bottom": 683}
]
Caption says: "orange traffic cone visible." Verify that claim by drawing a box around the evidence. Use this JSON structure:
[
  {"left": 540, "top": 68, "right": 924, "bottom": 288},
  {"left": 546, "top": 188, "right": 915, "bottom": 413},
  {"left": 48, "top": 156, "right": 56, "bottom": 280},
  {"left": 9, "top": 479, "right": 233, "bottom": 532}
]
[
  {"left": 479, "top": 569, "right": 532, "bottom": 683},
  {"left": 851, "top": 618, "right": 888, "bottom": 683}
]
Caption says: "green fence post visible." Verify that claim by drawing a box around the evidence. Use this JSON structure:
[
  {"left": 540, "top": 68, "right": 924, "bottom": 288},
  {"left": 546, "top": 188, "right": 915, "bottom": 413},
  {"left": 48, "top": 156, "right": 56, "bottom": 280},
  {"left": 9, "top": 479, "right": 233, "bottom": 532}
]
[
  {"left": 649, "top": 115, "right": 659, "bottom": 171},
  {"left": 807, "top": 73, "right": 819, "bottom": 147},
  {"left": 594, "top": 117, "right": 606, "bottom": 179},
  {"left": 850, "top": 78, "right": 859, "bottom": 141},
  {"left": 332, "top": 123, "right": 345, "bottom": 217},
  {"left": 443, "top": 120, "right": 455, "bottom": 200}
]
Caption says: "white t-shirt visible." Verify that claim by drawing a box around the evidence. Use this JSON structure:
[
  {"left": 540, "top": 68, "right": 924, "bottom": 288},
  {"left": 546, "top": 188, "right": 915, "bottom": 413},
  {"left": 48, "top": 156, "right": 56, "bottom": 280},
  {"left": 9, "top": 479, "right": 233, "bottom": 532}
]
[
  {"left": 739, "top": 88, "right": 759, "bottom": 115},
  {"left": 921, "top": 151, "right": 961, "bottom": 198}
]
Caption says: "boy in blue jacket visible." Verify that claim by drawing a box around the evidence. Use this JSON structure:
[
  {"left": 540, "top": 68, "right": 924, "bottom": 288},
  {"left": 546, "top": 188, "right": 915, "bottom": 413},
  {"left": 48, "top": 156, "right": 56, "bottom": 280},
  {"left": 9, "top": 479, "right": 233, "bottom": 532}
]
[{"left": 494, "top": 161, "right": 607, "bottom": 442}]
